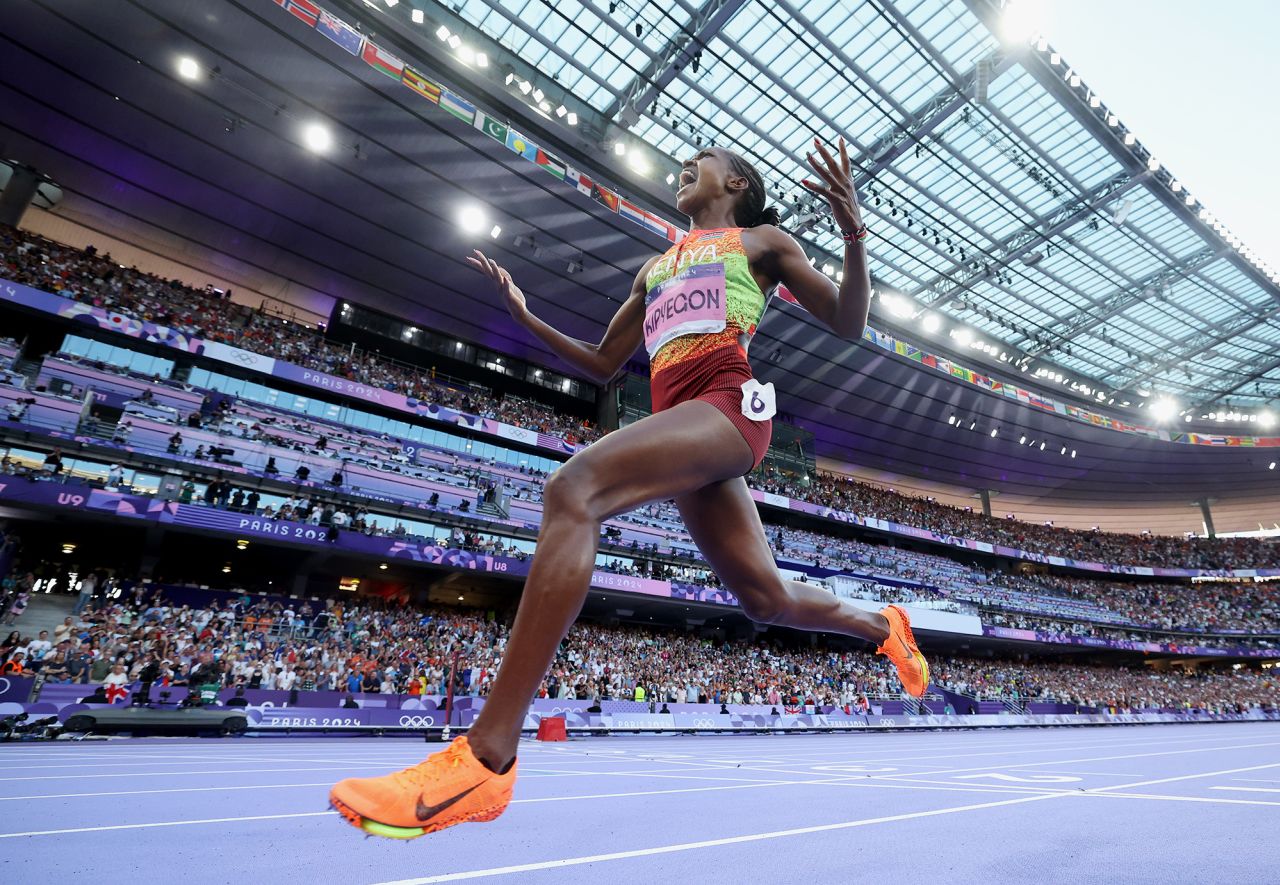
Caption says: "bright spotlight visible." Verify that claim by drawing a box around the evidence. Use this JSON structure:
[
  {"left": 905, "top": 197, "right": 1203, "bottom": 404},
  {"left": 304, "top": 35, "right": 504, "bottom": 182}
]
[
  {"left": 177, "top": 56, "right": 200, "bottom": 81},
  {"left": 476, "top": 53, "right": 489, "bottom": 68},
  {"left": 614, "top": 142, "right": 627, "bottom": 156},
  {"left": 489, "top": 224, "right": 502, "bottom": 239},
  {"left": 999, "top": 0, "right": 1043, "bottom": 44},
  {"left": 628, "top": 151, "right": 650, "bottom": 175},
  {"left": 301, "top": 122, "right": 332, "bottom": 153},
  {"left": 880, "top": 293, "right": 914, "bottom": 319},
  {"left": 556, "top": 105, "right": 568, "bottom": 118},
  {"left": 566, "top": 112, "right": 578, "bottom": 125},
  {"left": 447, "top": 34, "right": 462, "bottom": 49},
  {"left": 921, "top": 313, "right": 941, "bottom": 333},
  {"left": 411, "top": 9, "right": 424, "bottom": 23},
  {"left": 1259, "top": 411, "right": 1275, "bottom": 429},
  {"left": 1150, "top": 397, "right": 1179, "bottom": 422},
  {"left": 458, "top": 205, "right": 486, "bottom": 234},
  {"left": 951, "top": 327, "right": 973, "bottom": 346},
  {"left": 457, "top": 45, "right": 476, "bottom": 65},
  {"left": 436, "top": 25, "right": 450, "bottom": 41}
]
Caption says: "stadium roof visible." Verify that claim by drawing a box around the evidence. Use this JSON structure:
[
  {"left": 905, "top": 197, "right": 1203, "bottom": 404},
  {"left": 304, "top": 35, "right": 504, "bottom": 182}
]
[
  {"left": 3, "top": 0, "right": 1277, "bottom": 505},
  {"left": 446, "top": 0, "right": 1280, "bottom": 414}
]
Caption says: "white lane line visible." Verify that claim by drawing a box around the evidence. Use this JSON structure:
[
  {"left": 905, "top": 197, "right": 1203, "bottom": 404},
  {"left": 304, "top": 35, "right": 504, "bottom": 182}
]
[
  {"left": 1086, "top": 761, "right": 1280, "bottom": 793},
  {"left": 0, "top": 783, "right": 335, "bottom": 801},
  {"left": 368, "top": 794, "right": 1062, "bottom": 884},
  {"left": 0, "top": 811, "right": 338, "bottom": 838},
  {"left": 0, "top": 766, "right": 392, "bottom": 781},
  {"left": 1084, "top": 791, "right": 1280, "bottom": 807},
  {"left": 1210, "top": 786, "right": 1280, "bottom": 794}
]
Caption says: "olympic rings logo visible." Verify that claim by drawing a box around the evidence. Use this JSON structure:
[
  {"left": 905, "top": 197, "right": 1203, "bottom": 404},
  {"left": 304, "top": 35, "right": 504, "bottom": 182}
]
[{"left": 398, "top": 715, "right": 437, "bottom": 728}]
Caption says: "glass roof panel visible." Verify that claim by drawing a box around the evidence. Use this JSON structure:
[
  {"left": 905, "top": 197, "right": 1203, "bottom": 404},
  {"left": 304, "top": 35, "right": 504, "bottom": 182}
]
[{"left": 444, "top": 0, "right": 1280, "bottom": 403}]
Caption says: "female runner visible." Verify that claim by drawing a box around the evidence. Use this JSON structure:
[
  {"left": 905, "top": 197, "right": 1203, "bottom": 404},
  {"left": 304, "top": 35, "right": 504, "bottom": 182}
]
[{"left": 330, "top": 137, "right": 929, "bottom": 839}]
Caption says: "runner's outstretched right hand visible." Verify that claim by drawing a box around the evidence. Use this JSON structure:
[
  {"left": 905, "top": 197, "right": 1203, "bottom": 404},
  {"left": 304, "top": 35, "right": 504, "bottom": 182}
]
[{"left": 467, "top": 250, "right": 529, "bottom": 324}]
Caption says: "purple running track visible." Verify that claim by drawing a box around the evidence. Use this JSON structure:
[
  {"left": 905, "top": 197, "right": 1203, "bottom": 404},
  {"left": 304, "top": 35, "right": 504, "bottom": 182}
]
[{"left": 1, "top": 723, "right": 1277, "bottom": 883}]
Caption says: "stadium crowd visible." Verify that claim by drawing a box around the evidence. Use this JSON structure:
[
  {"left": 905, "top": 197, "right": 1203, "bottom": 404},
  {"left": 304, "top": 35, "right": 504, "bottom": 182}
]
[
  {"left": 0, "top": 584, "right": 1272, "bottom": 714},
  {"left": 750, "top": 466, "right": 1280, "bottom": 570},
  {"left": 0, "top": 225, "right": 600, "bottom": 444}
]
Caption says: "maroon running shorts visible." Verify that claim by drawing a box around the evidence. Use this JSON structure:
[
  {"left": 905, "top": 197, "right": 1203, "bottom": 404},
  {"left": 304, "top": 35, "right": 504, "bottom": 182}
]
[{"left": 650, "top": 343, "right": 772, "bottom": 473}]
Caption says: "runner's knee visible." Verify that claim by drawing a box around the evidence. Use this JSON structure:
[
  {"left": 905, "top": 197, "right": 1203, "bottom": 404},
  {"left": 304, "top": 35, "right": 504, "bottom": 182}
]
[
  {"left": 542, "top": 463, "right": 600, "bottom": 521},
  {"left": 735, "top": 582, "right": 787, "bottom": 625}
]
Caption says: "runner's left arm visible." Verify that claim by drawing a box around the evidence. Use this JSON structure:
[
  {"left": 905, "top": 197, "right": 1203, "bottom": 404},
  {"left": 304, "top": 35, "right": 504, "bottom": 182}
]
[{"left": 764, "top": 135, "right": 873, "bottom": 340}]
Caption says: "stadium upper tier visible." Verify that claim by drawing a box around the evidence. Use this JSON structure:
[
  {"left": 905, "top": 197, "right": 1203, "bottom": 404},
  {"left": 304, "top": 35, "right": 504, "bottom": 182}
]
[
  {"left": 2, "top": 225, "right": 1277, "bottom": 570},
  {"left": 0, "top": 582, "right": 1273, "bottom": 714},
  {"left": 2, "top": 348, "right": 1279, "bottom": 649}
]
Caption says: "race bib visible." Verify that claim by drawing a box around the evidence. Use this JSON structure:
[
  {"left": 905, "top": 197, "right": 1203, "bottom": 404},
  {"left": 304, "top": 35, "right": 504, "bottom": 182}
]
[
  {"left": 643, "top": 262, "right": 727, "bottom": 357},
  {"left": 740, "top": 378, "right": 776, "bottom": 422}
]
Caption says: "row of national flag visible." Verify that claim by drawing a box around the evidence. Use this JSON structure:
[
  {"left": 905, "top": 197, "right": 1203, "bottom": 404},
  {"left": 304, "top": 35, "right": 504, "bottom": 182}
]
[
  {"left": 268, "top": 0, "right": 1276, "bottom": 449},
  {"left": 268, "top": 0, "right": 684, "bottom": 244}
]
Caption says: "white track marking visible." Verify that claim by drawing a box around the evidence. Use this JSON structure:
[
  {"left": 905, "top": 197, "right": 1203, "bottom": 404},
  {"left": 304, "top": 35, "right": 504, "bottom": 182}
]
[
  {"left": 0, "top": 811, "right": 338, "bottom": 838},
  {"left": 1210, "top": 786, "right": 1280, "bottom": 795},
  {"left": 0, "top": 783, "right": 335, "bottom": 801},
  {"left": 368, "top": 794, "right": 1062, "bottom": 884},
  {"left": 1085, "top": 761, "right": 1280, "bottom": 793},
  {"left": 1082, "top": 791, "right": 1280, "bottom": 807}
]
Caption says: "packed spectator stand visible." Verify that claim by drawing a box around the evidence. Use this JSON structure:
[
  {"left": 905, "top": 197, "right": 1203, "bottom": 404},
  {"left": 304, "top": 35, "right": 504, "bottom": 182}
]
[
  {"left": 1, "top": 582, "right": 1274, "bottom": 715},
  {"left": 2, "top": 225, "right": 1279, "bottom": 720}
]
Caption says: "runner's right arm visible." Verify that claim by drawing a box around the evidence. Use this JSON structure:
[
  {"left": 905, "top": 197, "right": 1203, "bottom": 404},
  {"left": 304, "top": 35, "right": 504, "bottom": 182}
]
[{"left": 468, "top": 250, "right": 655, "bottom": 385}]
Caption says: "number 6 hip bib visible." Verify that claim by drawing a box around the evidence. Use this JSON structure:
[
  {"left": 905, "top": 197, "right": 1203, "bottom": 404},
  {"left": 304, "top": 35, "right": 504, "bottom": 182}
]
[{"left": 643, "top": 262, "right": 728, "bottom": 358}]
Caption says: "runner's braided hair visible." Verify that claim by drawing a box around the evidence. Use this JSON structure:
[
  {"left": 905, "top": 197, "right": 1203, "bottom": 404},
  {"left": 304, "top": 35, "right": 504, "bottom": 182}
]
[{"left": 726, "top": 152, "right": 781, "bottom": 229}]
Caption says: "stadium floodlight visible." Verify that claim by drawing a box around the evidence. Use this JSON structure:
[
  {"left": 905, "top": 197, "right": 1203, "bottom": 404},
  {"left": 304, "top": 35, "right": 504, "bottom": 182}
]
[
  {"left": 1019, "top": 435, "right": 1026, "bottom": 444},
  {"left": 1107, "top": 114, "right": 1119, "bottom": 127},
  {"left": 489, "top": 224, "right": 501, "bottom": 239},
  {"left": 614, "top": 142, "right": 627, "bottom": 156},
  {"left": 627, "top": 151, "right": 650, "bottom": 175},
  {"left": 948, "top": 415, "right": 956, "bottom": 425},
  {"left": 301, "top": 122, "right": 332, "bottom": 153},
  {"left": 457, "top": 205, "right": 486, "bottom": 234},
  {"left": 531, "top": 87, "right": 545, "bottom": 103},
  {"left": 177, "top": 56, "right": 200, "bottom": 80},
  {"left": 921, "top": 313, "right": 942, "bottom": 333},
  {"left": 998, "top": 0, "right": 1042, "bottom": 44},
  {"left": 1147, "top": 157, "right": 1160, "bottom": 172},
  {"left": 1071, "top": 449, "right": 1077, "bottom": 458},
  {"left": 990, "top": 428, "right": 998, "bottom": 438},
  {"left": 457, "top": 45, "right": 475, "bottom": 64},
  {"left": 1259, "top": 411, "right": 1275, "bottom": 428},
  {"left": 1170, "top": 180, "right": 1182, "bottom": 193},
  {"left": 881, "top": 292, "right": 914, "bottom": 319},
  {"left": 476, "top": 53, "right": 489, "bottom": 68},
  {"left": 665, "top": 172, "right": 675, "bottom": 185},
  {"left": 1123, "top": 132, "right": 1136, "bottom": 146},
  {"left": 436, "top": 25, "right": 450, "bottom": 41},
  {"left": 411, "top": 8, "right": 423, "bottom": 23},
  {"left": 1270, "top": 462, "right": 1276, "bottom": 470},
  {"left": 1039, "top": 441, "right": 1046, "bottom": 451},
  {"left": 384, "top": 0, "right": 398, "bottom": 6},
  {"left": 821, "top": 263, "right": 834, "bottom": 276},
  {"left": 1069, "top": 74, "right": 1081, "bottom": 87},
  {"left": 1049, "top": 52, "right": 1061, "bottom": 65},
  {"left": 1088, "top": 94, "right": 1100, "bottom": 108},
  {"left": 517, "top": 79, "right": 532, "bottom": 95},
  {"left": 447, "top": 34, "right": 461, "bottom": 49},
  {"left": 950, "top": 327, "right": 973, "bottom": 346},
  {"left": 566, "top": 112, "right": 578, "bottom": 125},
  {"left": 555, "top": 104, "right": 568, "bottom": 118}
]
